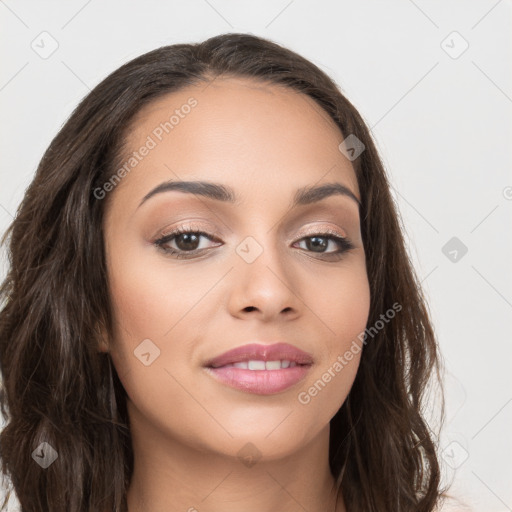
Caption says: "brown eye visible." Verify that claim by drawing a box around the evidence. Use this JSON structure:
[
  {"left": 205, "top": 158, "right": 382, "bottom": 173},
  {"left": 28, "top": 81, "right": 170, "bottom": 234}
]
[
  {"left": 153, "top": 227, "right": 354, "bottom": 261},
  {"left": 295, "top": 233, "right": 354, "bottom": 255},
  {"left": 173, "top": 232, "right": 202, "bottom": 251},
  {"left": 154, "top": 227, "right": 221, "bottom": 258}
]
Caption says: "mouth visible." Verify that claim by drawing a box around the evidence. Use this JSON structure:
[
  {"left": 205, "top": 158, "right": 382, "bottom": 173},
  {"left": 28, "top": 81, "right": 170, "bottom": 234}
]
[
  {"left": 203, "top": 342, "right": 314, "bottom": 369},
  {"left": 202, "top": 342, "right": 314, "bottom": 395},
  {"left": 208, "top": 359, "right": 304, "bottom": 370}
]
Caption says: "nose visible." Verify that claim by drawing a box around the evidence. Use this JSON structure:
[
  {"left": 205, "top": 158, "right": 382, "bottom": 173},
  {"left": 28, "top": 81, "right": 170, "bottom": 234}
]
[{"left": 227, "top": 236, "right": 302, "bottom": 322}]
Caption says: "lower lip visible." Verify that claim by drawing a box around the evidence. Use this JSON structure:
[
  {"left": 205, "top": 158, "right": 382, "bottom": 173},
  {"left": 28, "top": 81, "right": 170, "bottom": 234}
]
[{"left": 204, "top": 364, "right": 312, "bottom": 395}]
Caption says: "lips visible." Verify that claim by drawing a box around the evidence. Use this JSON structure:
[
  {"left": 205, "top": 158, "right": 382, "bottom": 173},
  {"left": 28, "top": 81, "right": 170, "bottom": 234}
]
[
  {"left": 203, "top": 342, "right": 314, "bottom": 369},
  {"left": 203, "top": 342, "right": 314, "bottom": 395},
  {"left": 205, "top": 364, "right": 312, "bottom": 395}
]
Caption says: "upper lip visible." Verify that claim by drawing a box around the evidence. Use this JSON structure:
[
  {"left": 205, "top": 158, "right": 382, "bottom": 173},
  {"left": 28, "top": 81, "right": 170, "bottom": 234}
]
[{"left": 204, "top": 343, "right": 314, "bottom": 368}]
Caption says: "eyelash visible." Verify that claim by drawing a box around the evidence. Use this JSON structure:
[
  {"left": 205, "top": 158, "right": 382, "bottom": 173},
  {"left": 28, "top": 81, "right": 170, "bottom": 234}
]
[{"left": 153, "top": 226, "right": 355, "bottom": 260}]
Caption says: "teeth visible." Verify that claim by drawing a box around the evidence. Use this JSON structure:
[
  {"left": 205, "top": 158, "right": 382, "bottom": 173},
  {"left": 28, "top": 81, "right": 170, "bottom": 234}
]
[
  {"left": 219, "top": 360, "right": 298, "bottom": 370},
  {"left": 247, "top": 360, "right": 266, "bottom": 370}
]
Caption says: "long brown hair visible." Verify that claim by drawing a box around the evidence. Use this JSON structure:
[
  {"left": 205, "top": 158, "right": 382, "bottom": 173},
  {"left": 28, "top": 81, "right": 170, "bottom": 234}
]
[{"left": 0, "top": 32, "right": 446, "bottom": 511}]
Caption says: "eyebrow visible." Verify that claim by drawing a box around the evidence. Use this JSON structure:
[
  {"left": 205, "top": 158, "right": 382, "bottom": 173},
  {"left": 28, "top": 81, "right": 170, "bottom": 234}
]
[{"left": 138, "top": 180, "right": 361, "bottom": 209}]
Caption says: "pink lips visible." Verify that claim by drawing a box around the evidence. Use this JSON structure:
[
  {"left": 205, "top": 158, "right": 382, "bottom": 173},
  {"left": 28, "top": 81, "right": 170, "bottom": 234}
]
[
  {"left": 204, "top": 342, "right": 314, "bottom": 368},
  {"left": 203, "top": 343, "right": 314, "bottom": 395}
]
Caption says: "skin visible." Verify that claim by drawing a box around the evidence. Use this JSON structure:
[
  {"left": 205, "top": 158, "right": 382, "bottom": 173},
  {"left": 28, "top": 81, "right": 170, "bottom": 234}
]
[{"left": 100, "top": 76, "right": 371, "bottom": 512}]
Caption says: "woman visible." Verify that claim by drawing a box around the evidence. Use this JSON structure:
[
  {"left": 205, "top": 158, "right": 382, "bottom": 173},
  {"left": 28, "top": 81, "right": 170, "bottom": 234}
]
[{"left": 0, "top": 32, "right": 447, "bottom": 511}]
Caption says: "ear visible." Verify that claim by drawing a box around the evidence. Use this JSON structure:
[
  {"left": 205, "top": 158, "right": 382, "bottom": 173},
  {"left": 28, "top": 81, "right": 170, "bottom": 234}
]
[{"left": 95, "top": 321, "right": 110, "bottom": 353}]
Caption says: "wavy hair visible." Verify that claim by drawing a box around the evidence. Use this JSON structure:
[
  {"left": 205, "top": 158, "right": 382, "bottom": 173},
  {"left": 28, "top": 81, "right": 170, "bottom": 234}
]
[{"left": 0, "top": 32, "right": 446, "bottom": 511}]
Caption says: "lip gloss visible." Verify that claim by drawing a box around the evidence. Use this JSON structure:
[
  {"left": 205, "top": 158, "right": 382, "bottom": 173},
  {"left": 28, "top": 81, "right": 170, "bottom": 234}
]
[{"left": 204, "top": 364, "right": 312, "bottom": 395}]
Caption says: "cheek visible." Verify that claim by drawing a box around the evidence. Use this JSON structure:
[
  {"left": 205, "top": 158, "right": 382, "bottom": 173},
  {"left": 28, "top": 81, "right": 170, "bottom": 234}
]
[
  {"left": 306, "top": 255, "right": 371, "bottom": 352},
  {"left": 105, "top": 241, "right": 226, "bottom": 400},
  {"left": 294, "top": 260, "right": 370, "bottom": 417},
  {"left": 105, "top": 248, "right": 212, "bottom": 435},
  {"left": 106, "top": 238, "right": 211, "bottom": 343}
]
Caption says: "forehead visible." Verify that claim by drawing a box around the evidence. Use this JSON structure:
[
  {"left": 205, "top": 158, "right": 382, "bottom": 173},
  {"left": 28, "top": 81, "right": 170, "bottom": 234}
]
[{"left": 112, "top": 76, "right": 359, "bottom": 208}]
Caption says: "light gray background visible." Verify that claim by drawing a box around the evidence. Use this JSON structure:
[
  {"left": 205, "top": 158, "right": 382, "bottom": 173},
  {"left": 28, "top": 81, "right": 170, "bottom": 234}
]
[{"left": 1, "top": 1, "right": 511, "bottom": 511}]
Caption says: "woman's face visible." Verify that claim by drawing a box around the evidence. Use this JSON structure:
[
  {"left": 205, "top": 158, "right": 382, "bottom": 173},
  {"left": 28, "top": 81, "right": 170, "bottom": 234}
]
[{"left": 103, "top": 76, "right": 370, "bottom": 461}]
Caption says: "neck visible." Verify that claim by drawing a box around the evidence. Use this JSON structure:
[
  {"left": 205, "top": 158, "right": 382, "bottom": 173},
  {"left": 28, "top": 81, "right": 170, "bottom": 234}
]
[{"left": 125, "top": 403, "right": 346, "bottom": 512}]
